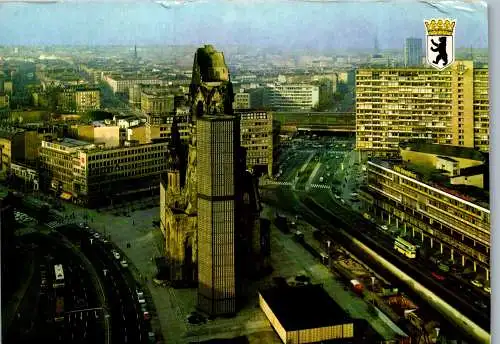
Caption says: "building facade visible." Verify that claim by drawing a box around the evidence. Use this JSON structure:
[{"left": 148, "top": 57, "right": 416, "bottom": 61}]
[
  {"left": 356, "top": 61, "right": 489, "bottom": 157},
  {"left": 141, "top": 88, "right": 175, "bottom": 115},
  {"left": 404, "top": 38, "right": 423, "bottom": 67},
  {"left": 57, "top": 86, "right": 100, "bottom": 113},
  {"left": 237, "top": 110, "right": 273, "bottom": 176},
  {"left": 233, "top": 92, "right": 250, "bottom": 109},
  {"left": 263, "top": 84, "right": 319, "bottom": 111},
  {"left": 39, "top": 138, "right": 169, "bottom": 207},
  {"left": 360, "top": 144, "right": 490, "bottom": 280},
  {"left": 103, "top": 75, "right": 165, "bottom": 94}
]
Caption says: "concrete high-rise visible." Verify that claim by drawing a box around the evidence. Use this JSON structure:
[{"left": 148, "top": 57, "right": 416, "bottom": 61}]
[
  {"left": 356, "top": 61, "right": 489, "bottom": 157},
  {"left": 404, "top": 38, "right": 423, "bottom": 67},
  {"left": 192, "top": 45, "right": 238, "bottom": 316}
]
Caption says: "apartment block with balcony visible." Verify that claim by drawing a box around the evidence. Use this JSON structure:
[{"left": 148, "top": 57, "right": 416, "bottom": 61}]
[
  {"left": 356, "top": 61, "right": 489, "bottom": 158},
  {"left": 360, "top": 142, "right": 490, "bottom": 280}
]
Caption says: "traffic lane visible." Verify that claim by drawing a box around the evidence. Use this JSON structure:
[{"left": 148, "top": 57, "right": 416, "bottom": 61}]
[
  {"left": 3, "top": 252, "right": 42, "bottom": 343},
  {"left": 79, "top": 229, "right": 144, "bottom": 343},
  {"left": 57, "top": 226, "right": 143, "bottom": 343},
  {"left": 54, "top": 250, "right": 101, "bottom": 343}
]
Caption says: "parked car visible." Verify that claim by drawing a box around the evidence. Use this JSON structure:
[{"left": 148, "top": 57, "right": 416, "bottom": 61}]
[
  {"left": 484, "top": 286, "right": 491, "bottom": 294},
  {"left": 120, "top": 260, "right": 128, "bottom": 268}
]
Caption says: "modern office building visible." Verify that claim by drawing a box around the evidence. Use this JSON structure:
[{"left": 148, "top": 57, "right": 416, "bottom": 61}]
[
  {"left": 103, "top": 74, "right": 165, "bottom": 95},
  {"left": 263, "top": 84, "right": 319, "bottom": 111},
  {"left": 404, "top": 38, "right": 423, "bottom": 67},
  {"left": 360, "top": 141, "right": 490, "bottom": 280},
  {"left": 237, "top": 110, "right": 273, "bottom": 176},
  {"left": 39, "top": 137, "right": 169, "bottom": 207},
  {"left": 356, "top": 61, "right": 489, "bottom": 157}
]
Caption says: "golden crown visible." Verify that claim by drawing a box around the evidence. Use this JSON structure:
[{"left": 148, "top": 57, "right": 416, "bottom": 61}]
[{"left": 425, "top": 19, "right": 456, "bottom": 36}]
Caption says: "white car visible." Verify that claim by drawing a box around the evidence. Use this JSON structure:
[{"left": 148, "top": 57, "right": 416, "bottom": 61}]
[
  {"left": 112, "top": 250, "right": 120, "bottom": 260},
  {"left": 379, "top": 225, "right": 389, "bottom": 231},
  {"left": 120, "top": 260, "right": 128, "bottom": 268},
  {"left": 93, "top": 233, "right": 100, "bottom": 239},
  {"left": 136, "top": 289, "right": 144, "bottom": 299}
]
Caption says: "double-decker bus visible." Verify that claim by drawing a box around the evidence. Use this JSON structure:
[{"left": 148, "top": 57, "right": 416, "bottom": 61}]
[
  {"left": 394, "top": 237, "right": 417, "bottom": 259},
  {"left": 53, "top": 264, "right": 65, "bottom": 289},
  {"left": 54, "top": 296, "right": 64, "bottom": 322}
]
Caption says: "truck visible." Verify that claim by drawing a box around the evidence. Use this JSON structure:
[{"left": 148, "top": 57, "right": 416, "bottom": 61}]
[{"left": 350, "top": 279, "right": 364, "bottom": 296}]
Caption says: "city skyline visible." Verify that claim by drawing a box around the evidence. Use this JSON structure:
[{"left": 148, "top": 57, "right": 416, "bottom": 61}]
[{"left": 0, "top": 0, "right": 488, "bottom": 50}]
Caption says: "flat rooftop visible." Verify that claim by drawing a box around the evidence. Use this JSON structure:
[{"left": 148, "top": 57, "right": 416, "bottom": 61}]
[
  {"left": 370, "top": 158, "right": 490, "bottom": 209},
  {"left": 54, "top": 137, "right": 93, "bottom": 148},
  {"left": 259, "top": 284, "right": 352, "bottom": 331}
]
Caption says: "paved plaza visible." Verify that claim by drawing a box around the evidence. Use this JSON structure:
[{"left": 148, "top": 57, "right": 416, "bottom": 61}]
[{"left": 24, "top": 187, "right": 398, "bottom": 343}]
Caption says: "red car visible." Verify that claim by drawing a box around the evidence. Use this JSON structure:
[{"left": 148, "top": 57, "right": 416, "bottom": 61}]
[{"left": 432, "top": 272, "right": 446, "bottom": 281}]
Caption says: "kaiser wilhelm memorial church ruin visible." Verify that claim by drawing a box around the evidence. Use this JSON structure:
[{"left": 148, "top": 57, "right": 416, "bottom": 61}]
[{"left": 159, "top": 45, "right": 271, "bottom": 316}]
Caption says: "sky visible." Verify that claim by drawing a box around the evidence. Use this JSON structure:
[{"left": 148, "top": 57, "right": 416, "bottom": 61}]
[{"left": 0, "top": 0, "right": 489, "bottom": 51}]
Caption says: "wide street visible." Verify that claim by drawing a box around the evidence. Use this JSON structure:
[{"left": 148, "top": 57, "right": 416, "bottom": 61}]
[{"left": 3, "top": 232, "right": 104, "bottom": 344}]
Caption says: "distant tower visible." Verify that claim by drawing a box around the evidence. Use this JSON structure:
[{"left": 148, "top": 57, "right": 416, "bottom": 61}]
[
  {"left": 191, "top": 45, "right": 238, "bottom": 316},
  {"left": 404, "top": 38, "right": 423, "bottom": 67},
  {"left": 134, "top": 45, "right": 138, "bottom": 60},
  {"left": 374, "top": 34, "right": 380, "bottom": 55}
]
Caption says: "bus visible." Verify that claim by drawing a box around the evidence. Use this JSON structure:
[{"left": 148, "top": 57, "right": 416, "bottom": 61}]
[
  {"left": 54, "top": 297, "right": 64, "bottom": 322},
  {"left": 53, "top": 264, "right": 65, "bottom": 289},
  {"left": 394, "top": 237, "right": 417, "bottom": 259}
]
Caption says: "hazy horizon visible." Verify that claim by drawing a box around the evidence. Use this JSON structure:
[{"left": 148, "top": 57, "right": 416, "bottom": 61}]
[{"left": 0, "top": 0, "right": 489, "bottom": 51}]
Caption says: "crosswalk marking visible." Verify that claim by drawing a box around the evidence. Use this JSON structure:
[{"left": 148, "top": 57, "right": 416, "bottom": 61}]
[
  {"left": 310, "top": 184, "right": 330, "bottom": 189},
  {"left": 46, "top": 219, "right": 76, "bottom": 229},
  {"left": 260, "top": 180, "right": 292, "bottom": 186}
]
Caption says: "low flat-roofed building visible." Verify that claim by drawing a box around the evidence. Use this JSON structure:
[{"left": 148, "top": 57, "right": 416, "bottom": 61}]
[{"left": 259, "top": 284, "right": 354, "bottom": 344}]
